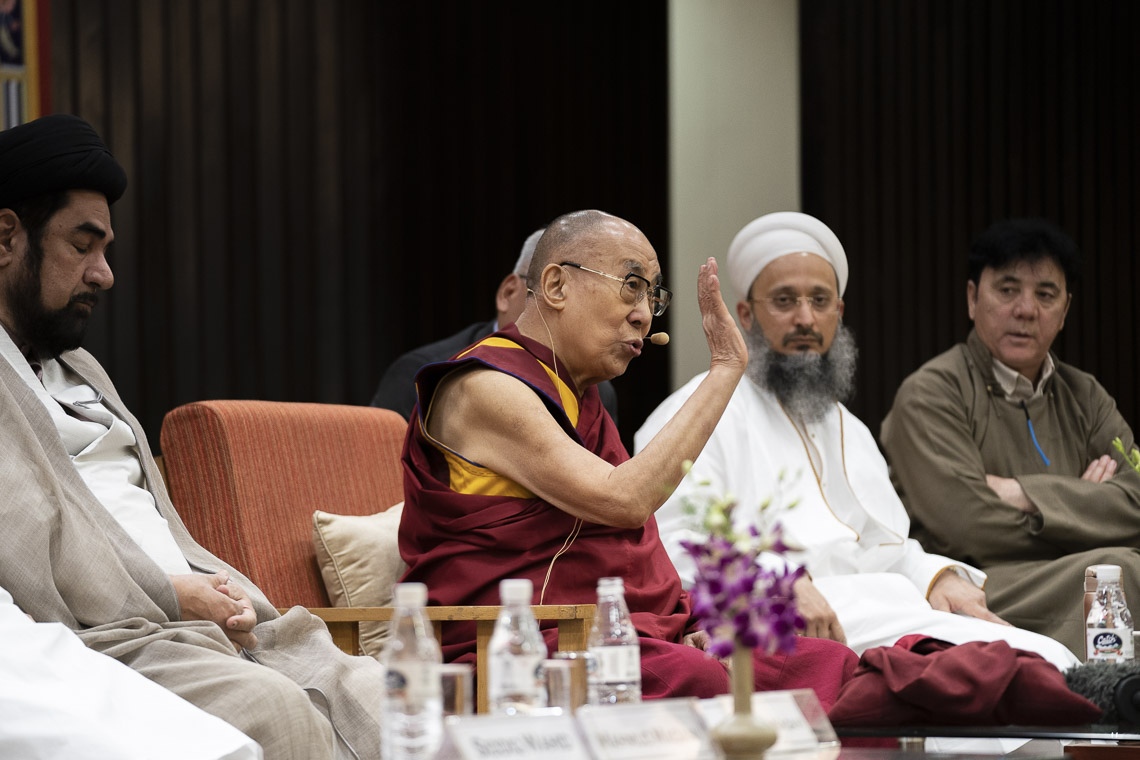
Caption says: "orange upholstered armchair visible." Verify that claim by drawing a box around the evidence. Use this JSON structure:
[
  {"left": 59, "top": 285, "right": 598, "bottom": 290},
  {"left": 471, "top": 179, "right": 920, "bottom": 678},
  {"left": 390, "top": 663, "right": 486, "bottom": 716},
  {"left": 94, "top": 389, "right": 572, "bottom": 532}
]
[{"left": 159, "top": 399, "right": 593, "bottom": 712}]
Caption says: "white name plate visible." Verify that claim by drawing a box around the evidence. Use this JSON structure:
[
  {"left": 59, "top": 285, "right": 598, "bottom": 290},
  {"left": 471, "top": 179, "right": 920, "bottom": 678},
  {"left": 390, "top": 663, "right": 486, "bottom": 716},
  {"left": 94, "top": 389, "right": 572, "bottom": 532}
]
[
  {"left": 575, "top": 699, "right": 716, "bottom": 760},
  {"left": 696, "top": 689, "right": 838, "bottom": 757},
  {"left": 447, "top": 713, "right": 590, "bottom": 760}
]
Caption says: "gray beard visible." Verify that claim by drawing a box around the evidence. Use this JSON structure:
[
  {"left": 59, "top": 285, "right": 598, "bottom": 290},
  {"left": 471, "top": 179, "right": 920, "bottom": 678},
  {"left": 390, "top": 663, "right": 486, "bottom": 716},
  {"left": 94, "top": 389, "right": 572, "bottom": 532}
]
[{"left": 744, "top": 321, "right": 858, "bottom": 424}]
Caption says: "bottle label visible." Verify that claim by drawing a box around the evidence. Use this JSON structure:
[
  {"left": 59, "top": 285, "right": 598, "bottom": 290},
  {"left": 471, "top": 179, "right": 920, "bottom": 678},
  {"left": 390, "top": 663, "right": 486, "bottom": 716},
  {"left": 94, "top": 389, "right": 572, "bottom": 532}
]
[
  {"left": 489, "top": 653, "right": 544, "bottom": 700},
  {"left": 386, "top": 660, "right": 441, "bottom": 704},
  {"left": 1087, "top": 628, "right": 1134, "bottom": 662},
  {"left": 590, "top": 644, "right": 641, "bottom": 683}
]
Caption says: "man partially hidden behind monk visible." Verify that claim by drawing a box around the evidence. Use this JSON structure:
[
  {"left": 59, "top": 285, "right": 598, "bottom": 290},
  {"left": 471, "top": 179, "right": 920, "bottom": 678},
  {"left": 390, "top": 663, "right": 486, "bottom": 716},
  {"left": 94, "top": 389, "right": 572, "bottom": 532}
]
[{"left": 399, "top": 209, "right": 859, "bottom": 706}]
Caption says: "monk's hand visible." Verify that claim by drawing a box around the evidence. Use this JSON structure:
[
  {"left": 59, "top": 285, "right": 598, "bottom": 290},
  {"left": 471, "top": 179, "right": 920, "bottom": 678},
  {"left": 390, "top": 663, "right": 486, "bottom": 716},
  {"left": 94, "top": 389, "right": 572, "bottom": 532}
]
[
  {"left": 928, "top": 571, "right": 1009, "bottom": 626},
  {"left": 685, "top": 630, "right": 734, "bottom": 666},
  {"left": 170, "top": 571, "right": 258, "bottom": 651},
  {"left": 1082, "top": 454, "right": 1118, "bottom": 483},
  {"left": 683, "top": 630, "right": 710, "bottom": 652},
  {"left": 696, "top": 257, "right": 747, "bottom": 375},
  {"left": 984, "top": 474, "right": 1037, "bottom": 514},
  {"left": 792, "top": 576, "right": 846, "bottom": 644}
]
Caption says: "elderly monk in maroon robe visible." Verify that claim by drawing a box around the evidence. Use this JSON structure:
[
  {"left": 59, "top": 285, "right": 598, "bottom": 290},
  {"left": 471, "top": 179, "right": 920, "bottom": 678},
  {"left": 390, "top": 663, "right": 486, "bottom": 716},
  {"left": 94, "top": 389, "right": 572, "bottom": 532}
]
[{"left": 400, "top": 209, "right": 858, "bottom": 708}]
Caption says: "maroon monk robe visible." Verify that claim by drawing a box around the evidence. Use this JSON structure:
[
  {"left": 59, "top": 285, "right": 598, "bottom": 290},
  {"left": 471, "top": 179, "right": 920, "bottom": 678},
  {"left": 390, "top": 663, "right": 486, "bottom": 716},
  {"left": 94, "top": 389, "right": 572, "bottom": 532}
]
[{"left": 399, "top": 323, "right": 857, "bottom": 708}]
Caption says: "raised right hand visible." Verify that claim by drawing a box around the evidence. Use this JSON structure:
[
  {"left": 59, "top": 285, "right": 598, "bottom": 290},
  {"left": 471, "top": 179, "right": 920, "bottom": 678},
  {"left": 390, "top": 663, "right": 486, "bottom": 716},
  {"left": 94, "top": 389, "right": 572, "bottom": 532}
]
[{"left": 696, "top": 257, "right": 747, "bottom": 374}]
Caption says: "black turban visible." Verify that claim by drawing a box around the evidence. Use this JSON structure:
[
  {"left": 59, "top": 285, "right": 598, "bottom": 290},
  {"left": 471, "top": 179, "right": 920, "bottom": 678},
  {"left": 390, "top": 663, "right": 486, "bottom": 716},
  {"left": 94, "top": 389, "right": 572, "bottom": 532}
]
[{"left": 0, "top": 114, "right": 127, "bottom": 210}]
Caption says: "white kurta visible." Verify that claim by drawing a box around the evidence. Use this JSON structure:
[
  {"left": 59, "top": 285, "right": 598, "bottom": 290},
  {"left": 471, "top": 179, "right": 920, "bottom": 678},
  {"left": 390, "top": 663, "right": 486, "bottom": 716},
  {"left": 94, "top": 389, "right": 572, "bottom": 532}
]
[
  {"left": 635, "top": 373, "right": 1078, "bottom": 670},
  {"left": 0, "top": 586, "right": 262, "bottom": 760}
]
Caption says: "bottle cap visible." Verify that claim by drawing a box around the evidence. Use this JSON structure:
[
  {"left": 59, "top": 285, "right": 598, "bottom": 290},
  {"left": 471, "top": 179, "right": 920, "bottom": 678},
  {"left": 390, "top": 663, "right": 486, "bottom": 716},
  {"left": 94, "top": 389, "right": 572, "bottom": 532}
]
[
  {"left": 1095, "top": 565, "right": 1123, "bottom": 582},
  {"left": 1085, "top": 566, "right": 1100, "bottom": 593},
  {"left": 597, "top": 576, "right": 624, "bottom": 592},
  {"left": 500, "top": 578, "right": 533, "bottom": 604},
  {"left": 394, "top": 582, "right": 428, "bottom": 608}
]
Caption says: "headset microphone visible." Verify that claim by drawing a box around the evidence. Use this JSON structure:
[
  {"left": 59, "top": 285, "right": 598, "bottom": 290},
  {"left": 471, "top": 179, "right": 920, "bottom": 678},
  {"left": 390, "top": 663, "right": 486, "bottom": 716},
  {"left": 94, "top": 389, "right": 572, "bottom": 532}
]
[{"left": 648, "top": 332, "right": 670, "bottom": 346}]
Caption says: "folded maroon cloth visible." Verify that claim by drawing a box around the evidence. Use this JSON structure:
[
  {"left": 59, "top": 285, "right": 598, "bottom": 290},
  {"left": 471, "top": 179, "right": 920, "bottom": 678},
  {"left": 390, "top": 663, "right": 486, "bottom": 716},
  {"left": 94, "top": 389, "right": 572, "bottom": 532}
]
[{"left": 828, "top": 634, "right": 1102, "bottom": 727}]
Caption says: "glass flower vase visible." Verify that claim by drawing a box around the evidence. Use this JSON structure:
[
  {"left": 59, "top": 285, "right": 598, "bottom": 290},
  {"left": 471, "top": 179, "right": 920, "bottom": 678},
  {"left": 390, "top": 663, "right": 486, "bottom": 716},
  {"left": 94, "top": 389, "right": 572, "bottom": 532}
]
[{"left": 710, "top": 643, "right": 778, "bottom": 760}]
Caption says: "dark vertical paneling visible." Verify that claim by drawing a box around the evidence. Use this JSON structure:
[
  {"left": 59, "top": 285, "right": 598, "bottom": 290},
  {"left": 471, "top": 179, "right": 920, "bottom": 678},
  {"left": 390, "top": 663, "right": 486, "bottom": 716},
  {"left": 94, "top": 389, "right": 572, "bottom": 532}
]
[
  {"left": 48, "top": 0, "right": 72, "bottom": 109},
  {"left": 929, "top": 0, "right": 955, "bottom": 352},
  {"left": 312, "top": 1, "right": 343, "bottom": 402},
  {"left": 802, "top": 0, "right": 1140, "bottom": 440},
  {"left": 253, "top": 0, "right": 287, "bottom": 401},
  {"left": 281, "top": 0, "right": 317, "bottom": 403},
  {"left": 105, "top": 0, "right": 138, "bottom": 389},
  {"left": 167, "top": 0, "right": 200, "bottom": 408},
  {"left": 48, "top": 0, "right": 669, "bottom": 450},
  {"left": 73, "top": 1, "right": 105, "bottom": 124},
  {"left": 340, "top": 1, "right": 381, "bottom": 407},
  {"left": 197, "top": 0, "right": 228, "bottom": 402},
  {"left": 67, "top": 2, "right": 107, "bottom": 365},
  {"left": 224, "top": 0, "right": 258, "bottom": 400},
  {"left": 134, "top": 0, "right": 169, "bottom": 439}
]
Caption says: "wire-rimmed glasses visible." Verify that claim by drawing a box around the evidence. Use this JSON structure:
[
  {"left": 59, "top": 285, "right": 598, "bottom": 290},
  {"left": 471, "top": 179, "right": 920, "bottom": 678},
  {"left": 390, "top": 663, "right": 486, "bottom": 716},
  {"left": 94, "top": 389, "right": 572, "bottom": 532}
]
[{"left": 559, "top": 261, "right": 672, "bottom": 317}]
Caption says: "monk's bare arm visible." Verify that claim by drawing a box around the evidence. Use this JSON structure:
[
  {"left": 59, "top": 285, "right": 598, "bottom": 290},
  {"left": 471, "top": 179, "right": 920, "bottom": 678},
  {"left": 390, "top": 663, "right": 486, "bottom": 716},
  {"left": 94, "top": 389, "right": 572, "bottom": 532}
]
[{"left": 430, "top": 258, "right": 746, "bottom": 529}]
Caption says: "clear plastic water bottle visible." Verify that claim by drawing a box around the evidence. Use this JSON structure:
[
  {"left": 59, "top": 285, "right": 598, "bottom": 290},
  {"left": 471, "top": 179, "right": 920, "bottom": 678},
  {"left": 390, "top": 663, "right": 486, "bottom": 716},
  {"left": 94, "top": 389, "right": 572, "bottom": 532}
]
[
  {"left": 488, "top": 578, "right": 548, "bottom": 714},
  {"left": 381, "top": 582, "right": 442, "bottom": 759},
  {"left": 588, "top": 576, "right": 642, "bottom": 704},
  {"left": 1086, "top": 564, "right": 1134, "bottom": 663}
]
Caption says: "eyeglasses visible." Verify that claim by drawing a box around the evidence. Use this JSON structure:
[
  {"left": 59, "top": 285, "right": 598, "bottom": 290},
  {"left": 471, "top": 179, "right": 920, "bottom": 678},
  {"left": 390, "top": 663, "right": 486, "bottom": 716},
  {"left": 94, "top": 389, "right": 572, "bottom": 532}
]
[
  {"left": 560, "top": 261, "right": 672, "bottom": 317},
  {"left": 749, "top": 293, "right": 841, "bottom": 316}
]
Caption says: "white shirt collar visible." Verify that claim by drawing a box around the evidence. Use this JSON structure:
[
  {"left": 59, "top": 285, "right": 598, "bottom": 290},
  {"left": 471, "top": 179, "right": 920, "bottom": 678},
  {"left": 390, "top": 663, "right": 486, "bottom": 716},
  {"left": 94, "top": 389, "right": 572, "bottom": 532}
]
[{"left": 991, "top": 353, "right": 1055, "bottom": 402}]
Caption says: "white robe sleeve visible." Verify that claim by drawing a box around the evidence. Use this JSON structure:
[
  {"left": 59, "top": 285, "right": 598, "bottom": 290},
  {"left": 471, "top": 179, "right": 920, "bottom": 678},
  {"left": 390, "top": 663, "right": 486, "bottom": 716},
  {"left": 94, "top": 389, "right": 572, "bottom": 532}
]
[
  {"left": 635, "top": 373, "right": 805, "bottom": 587},
  {"left": 0, "top": 587, "right": 262, "bottom": 760},
  {"left": 840, "top": 413, "right": 987, "bottom": 594},
  {"left": 636, "top": 375, "right": 983, "bottom": 596}
]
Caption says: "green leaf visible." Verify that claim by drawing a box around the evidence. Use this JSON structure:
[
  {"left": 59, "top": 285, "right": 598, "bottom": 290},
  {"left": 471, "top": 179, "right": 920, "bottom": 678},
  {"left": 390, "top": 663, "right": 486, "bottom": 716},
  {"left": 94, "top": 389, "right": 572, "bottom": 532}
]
[{"left": 1112, "top": 437, "right": 1140, "bottom": 474}]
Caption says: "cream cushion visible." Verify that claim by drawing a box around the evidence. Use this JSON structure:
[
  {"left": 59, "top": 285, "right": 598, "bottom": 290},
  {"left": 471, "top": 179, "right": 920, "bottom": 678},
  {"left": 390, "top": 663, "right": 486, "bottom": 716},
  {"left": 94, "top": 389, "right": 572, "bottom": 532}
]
[{"left": 312, "top": 502, "right": 407, "bottom": 658}]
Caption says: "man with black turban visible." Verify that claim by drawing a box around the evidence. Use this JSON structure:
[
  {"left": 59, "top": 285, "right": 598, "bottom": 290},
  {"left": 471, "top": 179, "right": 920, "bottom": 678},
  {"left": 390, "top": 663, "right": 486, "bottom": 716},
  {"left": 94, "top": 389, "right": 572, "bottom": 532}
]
[{"left": 0, "top": 115, "right": 385, "bottom": 760}]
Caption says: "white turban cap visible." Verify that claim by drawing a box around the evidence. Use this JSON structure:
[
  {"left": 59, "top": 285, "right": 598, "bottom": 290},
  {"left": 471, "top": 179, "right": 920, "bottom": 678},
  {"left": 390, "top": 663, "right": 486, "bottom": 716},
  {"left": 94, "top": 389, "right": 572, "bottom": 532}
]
[{"left": 726, "top": 211, "right": 848, "bottom": 305}]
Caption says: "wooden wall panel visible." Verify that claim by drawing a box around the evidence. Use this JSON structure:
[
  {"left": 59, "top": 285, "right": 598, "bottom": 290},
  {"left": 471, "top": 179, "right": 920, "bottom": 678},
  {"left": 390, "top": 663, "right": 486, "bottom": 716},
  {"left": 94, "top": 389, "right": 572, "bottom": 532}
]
[
  {"left": 802, "top": 0, "right": 1140, "bottom": 441},
  {"left": 48, "top": 0, "right": 669, "bottom": 449}
]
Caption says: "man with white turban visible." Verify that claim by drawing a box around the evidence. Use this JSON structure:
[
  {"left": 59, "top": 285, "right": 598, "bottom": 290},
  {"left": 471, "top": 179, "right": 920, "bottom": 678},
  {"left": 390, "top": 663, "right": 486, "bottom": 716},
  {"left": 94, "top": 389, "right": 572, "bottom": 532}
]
[{"left": 635, "top": 211, "right": 1078, "bottom": 670}]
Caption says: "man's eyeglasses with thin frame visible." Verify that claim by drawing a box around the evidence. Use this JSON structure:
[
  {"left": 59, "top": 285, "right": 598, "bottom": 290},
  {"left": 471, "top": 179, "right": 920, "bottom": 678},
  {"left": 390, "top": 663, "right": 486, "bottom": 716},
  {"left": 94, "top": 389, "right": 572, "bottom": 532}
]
[
  {"left": 560, "top": 261, "right": 672, "bottom": 317},
  {"left": 749, "top": 293, "right": 841, "bottom": 316}
]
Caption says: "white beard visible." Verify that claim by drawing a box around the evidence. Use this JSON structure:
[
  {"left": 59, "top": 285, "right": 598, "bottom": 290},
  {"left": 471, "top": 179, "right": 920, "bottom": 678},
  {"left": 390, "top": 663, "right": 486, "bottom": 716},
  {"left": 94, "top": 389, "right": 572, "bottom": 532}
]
[{"left": 744, "top": 322, "right": 858, "bottom": 424}]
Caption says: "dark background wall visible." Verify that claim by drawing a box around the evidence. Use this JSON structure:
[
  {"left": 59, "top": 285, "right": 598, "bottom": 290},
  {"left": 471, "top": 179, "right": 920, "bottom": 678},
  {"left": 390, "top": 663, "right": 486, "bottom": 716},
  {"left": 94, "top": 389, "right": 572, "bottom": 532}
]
[
  {"left": 49, "top": 0, "right": 1139, "bottom": 454},
  {"left": 801, "top": 0, "right": 1139, "bottom": 440},
  {"left": 49, "top": 0, "right": 669, "bottom": 450}
]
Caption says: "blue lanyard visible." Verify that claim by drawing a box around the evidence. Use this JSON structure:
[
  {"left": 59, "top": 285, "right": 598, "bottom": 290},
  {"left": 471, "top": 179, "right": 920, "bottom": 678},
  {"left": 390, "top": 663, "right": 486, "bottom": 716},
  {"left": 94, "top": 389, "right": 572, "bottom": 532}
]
[{"left": 1021, "top": 401, "right": 1051, "bottom": 466}]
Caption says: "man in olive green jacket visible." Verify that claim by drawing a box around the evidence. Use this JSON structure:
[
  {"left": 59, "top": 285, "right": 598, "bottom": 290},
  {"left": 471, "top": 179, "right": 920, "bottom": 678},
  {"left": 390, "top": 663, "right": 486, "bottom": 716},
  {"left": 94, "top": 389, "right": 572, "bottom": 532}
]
[{"left": 882, "top": 218, "right": 1140, "bottom": 658}]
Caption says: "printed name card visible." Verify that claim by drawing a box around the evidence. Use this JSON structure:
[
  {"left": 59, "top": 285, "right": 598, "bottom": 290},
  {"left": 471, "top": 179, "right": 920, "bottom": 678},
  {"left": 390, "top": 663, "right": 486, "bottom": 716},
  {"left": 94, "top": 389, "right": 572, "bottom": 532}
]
[
  {"left": 447, "top": 713, "right": 590, "bottom": 760},
  {"left": 575, "top": 699, "right": 716, "bottom": 760},
  {"left": 753, "top": 690, "right": 832, "bottom": 752},
  {"left": 695, "top": 689, "right": 837, "bottom": 757}
]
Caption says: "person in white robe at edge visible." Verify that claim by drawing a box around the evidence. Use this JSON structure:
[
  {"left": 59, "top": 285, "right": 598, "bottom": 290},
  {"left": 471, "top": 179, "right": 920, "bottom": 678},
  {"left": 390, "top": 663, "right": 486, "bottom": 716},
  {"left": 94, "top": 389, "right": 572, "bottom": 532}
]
[
  {"left": 0, "top": 584, "right": 261, "bottom": 760},
  {"left": 635, "top": 211, "right": 1078, "bottom": 672}
]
